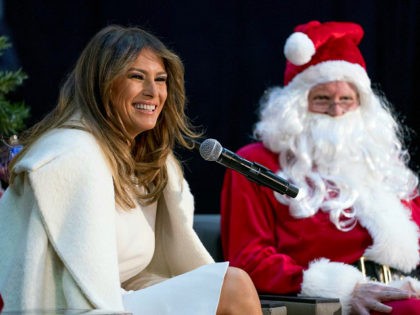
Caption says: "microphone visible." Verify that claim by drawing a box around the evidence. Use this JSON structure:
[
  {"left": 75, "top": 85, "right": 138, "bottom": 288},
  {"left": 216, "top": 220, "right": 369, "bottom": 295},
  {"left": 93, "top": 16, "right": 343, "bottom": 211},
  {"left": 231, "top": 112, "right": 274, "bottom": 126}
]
[{"left": 198, "top": 138, "right": 299, "bottom": 198}]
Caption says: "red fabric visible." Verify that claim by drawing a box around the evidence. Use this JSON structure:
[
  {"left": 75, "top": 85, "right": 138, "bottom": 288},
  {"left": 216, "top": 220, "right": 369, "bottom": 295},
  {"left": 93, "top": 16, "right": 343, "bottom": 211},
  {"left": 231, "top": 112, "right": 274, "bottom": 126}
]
[
  {"left": 284, "top": 20, "right": 366, "bottom": 85},
  {"left": 371, "top": 298, "right": 420, "bottom": 314},
  {"left": 220, "top": 142, "right": 420, "bottom": 303},
  {"left": 0, "top": 293, "right": 3, "bottom": 312}
]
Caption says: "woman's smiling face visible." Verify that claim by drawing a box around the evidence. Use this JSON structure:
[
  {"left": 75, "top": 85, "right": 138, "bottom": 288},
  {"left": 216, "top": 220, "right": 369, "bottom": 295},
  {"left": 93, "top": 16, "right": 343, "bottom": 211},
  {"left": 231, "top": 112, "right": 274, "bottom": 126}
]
[{"left": 111, "top": 48, "right": 168, "bottom": 139}]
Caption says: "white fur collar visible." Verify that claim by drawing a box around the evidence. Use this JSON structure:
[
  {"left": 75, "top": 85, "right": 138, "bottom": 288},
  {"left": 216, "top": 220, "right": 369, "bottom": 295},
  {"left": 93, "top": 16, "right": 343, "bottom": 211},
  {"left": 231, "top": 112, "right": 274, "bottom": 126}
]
[{"left": 356, "top": 189, "right": 419, "bottom": 272}]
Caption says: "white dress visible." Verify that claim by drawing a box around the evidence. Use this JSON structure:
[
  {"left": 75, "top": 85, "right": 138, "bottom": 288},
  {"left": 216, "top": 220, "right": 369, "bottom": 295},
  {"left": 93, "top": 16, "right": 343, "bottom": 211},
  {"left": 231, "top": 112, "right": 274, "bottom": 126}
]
[{"left": 115, "top": 203, "right": 229, "bottom": 315}]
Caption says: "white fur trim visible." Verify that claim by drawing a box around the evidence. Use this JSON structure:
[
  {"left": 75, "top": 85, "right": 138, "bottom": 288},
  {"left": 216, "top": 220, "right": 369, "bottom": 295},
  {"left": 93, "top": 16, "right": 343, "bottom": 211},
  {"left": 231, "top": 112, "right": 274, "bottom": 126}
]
[
  {"left": 287, "top": 60, "right": 371, "bottom": 105},
  {"left": 357, "top": 192, "right": 420, "bottom": 272},
  {"left": 284, "top": 32, "right": 315, "bottom": 66},
  {"left": 300, "top": 258, "right": 366, "bottom": 315}
]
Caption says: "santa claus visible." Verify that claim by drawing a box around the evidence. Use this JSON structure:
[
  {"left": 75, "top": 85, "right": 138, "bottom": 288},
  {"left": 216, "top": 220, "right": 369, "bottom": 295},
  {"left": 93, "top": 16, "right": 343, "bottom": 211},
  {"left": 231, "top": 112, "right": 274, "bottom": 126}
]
[{"left": 221, "top": 20, "right": 420, "bottom": 315}]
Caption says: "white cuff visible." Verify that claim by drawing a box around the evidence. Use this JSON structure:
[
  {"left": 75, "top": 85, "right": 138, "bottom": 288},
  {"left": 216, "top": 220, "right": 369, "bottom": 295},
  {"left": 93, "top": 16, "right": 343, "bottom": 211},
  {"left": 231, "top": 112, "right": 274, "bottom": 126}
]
[{"left": 300, "top": 258, "right": 366, "bottom": 315}]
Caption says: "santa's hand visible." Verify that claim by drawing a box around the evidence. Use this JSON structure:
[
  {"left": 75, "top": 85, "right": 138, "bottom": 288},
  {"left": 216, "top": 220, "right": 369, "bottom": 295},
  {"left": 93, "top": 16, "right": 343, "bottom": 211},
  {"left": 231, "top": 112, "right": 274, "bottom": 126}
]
[
  {"left": 350, "top": 282, "right": 410, "bottom": 315},
  {"left": 389, "top": 276, "right": 420, "bottom": 298}
]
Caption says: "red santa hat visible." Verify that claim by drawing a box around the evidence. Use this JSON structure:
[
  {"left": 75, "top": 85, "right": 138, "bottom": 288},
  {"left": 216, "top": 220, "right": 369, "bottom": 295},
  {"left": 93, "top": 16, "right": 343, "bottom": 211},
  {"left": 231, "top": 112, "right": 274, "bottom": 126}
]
[{"left": 282, "top": 20, "right": 371, "bottom": 98}]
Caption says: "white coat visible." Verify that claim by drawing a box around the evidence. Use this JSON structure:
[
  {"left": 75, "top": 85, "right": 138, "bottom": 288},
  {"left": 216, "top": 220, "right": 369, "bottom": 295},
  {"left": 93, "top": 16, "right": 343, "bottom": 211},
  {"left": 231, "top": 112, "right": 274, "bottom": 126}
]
[{"left": 0, "top": 128, "right": 214, "bottom": 312}]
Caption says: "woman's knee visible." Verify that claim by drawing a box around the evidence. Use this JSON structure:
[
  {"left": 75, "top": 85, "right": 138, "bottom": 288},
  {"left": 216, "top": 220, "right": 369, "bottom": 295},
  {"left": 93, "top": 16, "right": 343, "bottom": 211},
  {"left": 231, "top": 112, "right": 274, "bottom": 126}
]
[
  {"left": 224, "top": 266, "right": 254, "bottom": 290},
  {"left": 217, "top": 266, "right": 262, "bottom": 314}
]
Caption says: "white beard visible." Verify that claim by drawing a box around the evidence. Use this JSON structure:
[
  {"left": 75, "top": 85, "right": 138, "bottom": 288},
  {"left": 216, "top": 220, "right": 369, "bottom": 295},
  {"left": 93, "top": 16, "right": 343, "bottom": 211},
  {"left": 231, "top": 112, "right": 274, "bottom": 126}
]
[
  {"left": 274, "top": 108, "right": 418, "bottom": 227},
  {"left": 271, "top": 108, "right": 420, "bottom": 269},
  {"left": 304, "top": 110, "right": 369, "bottom": 174}
]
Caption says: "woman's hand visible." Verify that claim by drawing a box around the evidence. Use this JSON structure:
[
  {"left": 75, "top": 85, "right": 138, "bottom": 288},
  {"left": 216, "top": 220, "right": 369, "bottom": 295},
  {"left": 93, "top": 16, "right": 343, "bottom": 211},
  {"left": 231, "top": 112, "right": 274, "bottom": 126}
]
[{"left": 350, "top": 282, "right": 410, "bottom": 315}]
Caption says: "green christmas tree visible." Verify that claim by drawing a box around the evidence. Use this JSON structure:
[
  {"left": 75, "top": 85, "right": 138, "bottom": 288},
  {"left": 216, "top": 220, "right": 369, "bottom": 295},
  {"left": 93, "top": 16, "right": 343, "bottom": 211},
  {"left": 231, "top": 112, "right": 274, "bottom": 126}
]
[
  {"left": 0, "top": 36, "right": 29, "bottom": 187},
  {"left": 0, "top": 35, "right": 29, "bottom": 138}
]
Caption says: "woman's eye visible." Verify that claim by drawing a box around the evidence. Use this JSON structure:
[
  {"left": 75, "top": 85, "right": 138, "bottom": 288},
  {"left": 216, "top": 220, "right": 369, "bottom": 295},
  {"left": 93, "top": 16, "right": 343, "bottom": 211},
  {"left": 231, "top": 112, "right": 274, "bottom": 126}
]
[
  {"left": 130, "top": 73, "right": 144, "bottom": 80},
  {"left": 155, "top": 76, "right": 167, "bottom": 82}
]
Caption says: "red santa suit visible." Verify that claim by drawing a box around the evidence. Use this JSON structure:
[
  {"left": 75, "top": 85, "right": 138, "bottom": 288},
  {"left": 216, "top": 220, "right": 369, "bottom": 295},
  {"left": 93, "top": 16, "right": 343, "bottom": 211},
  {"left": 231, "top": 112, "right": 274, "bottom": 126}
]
[
  {"left": 221, "top": 142, "right": 420, "bottom": 314},
  {"left": 221, "top": 20, "right": 420, "bottom": 314}
]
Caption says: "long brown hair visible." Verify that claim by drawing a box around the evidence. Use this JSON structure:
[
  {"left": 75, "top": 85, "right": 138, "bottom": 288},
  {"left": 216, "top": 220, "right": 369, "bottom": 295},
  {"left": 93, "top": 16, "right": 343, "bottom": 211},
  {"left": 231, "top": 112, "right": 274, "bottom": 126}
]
[{"left": 10, "top": 24, "right": 200, "bottom": 208}]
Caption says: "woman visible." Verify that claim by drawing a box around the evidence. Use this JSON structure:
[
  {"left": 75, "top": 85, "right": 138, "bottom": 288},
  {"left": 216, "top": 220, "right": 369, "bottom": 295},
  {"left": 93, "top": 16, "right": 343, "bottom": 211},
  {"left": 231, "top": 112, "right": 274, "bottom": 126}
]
[{"left": 0, "top": 25, "right": 262, "bottom": 314}]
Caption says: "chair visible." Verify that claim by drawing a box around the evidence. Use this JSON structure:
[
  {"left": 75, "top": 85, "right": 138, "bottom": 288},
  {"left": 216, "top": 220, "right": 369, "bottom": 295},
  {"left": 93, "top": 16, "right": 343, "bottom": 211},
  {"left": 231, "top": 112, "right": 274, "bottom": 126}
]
[
  {"left": 193, "top": 213, "right": 224, "bottom": 262},
  {"left": 193, "top": 213, "right": 342, "bottom": 315}
]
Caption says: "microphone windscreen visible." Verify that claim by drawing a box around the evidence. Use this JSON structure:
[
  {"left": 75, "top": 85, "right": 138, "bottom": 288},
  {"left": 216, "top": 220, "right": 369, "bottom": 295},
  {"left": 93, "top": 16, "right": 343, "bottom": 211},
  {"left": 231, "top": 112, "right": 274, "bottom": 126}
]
[{"left": 199, "top": 138, "right": 223, "bottom": 161}]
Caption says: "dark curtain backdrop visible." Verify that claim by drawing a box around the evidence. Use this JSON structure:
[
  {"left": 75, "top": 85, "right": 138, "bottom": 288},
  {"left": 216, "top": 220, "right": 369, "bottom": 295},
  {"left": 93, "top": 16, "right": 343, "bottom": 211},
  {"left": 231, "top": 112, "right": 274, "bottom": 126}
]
[{"left": 4, "top": 0, "right": 420, "bottom": 213}]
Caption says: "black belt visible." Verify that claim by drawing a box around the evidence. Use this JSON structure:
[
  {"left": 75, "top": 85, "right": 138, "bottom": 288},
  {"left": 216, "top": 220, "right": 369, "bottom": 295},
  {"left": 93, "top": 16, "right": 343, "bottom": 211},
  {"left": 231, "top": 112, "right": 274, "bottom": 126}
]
[{"left": 352, "top": 257, "right": 420, "bottom": 284}]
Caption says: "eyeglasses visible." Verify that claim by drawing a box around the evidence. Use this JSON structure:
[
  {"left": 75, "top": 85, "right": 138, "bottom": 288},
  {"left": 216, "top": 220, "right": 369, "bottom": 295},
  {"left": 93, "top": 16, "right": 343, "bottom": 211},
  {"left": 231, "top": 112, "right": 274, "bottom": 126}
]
[{"left": 309, "top": 99, "right": 359, "bottom": 113}]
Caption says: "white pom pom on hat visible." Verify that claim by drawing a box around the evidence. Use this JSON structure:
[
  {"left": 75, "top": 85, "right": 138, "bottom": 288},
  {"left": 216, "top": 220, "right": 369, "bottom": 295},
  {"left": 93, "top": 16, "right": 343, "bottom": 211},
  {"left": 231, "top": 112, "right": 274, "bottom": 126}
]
[{"left": 284, "top": 32, "right": 315, "bottom": 66}]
